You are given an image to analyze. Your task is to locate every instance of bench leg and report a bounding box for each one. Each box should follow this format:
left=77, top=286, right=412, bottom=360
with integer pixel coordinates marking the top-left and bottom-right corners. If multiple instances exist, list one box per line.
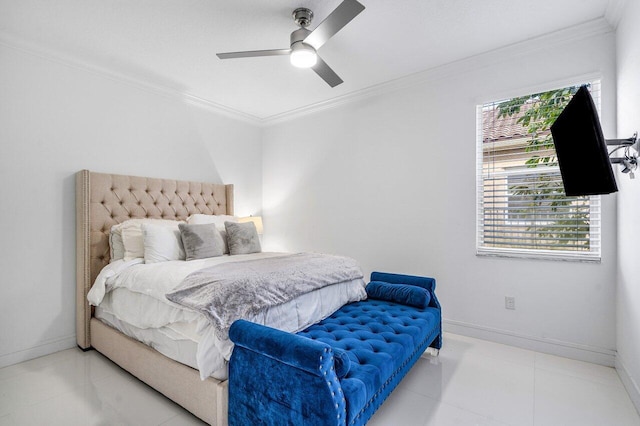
left=425, top=347, right=440, bottom=357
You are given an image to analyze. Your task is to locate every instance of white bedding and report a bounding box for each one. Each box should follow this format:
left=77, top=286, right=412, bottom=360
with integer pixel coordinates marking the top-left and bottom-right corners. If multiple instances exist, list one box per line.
left=88, top=252, right=367, bottom=379
left=94, top=307, right=221, bottom=375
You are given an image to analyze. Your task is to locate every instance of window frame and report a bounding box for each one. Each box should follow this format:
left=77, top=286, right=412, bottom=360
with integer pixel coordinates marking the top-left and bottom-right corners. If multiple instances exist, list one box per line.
left=475, top=81, right=603, bottom=263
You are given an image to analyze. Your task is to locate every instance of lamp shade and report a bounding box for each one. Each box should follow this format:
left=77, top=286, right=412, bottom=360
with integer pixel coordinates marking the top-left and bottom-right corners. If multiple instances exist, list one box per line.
left=239, top=216, right=263, bottom=235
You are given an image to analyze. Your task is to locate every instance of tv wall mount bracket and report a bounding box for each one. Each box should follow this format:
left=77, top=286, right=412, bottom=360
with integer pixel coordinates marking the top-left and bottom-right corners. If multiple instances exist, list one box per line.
left=607, top=132, right=639, bottom=178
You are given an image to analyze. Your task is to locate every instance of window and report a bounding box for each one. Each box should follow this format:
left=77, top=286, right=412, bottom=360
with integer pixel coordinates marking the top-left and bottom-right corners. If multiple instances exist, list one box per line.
left=505, top=170, right=567, bottom=223
left=476, top=82, right=601, bottom=261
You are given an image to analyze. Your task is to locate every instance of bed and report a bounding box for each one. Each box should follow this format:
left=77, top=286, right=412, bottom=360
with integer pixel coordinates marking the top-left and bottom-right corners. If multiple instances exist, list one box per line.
left=76, top=170, right=236, bottom=424
left=76, top=170, right=368, bottom=425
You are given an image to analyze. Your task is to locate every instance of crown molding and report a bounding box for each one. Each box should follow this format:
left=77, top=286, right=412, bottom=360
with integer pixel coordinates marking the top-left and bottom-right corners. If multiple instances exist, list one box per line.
left=604, top=0, right=629, bottom=29
left=0, top=32, right=262, bottom=126
left=0, top=17, right=615, bottom=128
left=261, top=18, right=614, bottom=125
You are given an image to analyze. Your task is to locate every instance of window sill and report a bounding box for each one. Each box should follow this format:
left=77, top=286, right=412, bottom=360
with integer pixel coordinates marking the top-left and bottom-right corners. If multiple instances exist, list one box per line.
left=476, top=247, right=601, bottom=263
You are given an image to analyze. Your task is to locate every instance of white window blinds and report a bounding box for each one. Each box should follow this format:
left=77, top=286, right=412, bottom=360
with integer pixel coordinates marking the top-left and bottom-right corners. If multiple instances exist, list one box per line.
left=476, top=81, right=602, bottom=261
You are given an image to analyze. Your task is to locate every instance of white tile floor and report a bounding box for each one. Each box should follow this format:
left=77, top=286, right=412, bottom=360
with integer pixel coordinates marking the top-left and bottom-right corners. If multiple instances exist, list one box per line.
left=1, top=333, right=638, bottom=426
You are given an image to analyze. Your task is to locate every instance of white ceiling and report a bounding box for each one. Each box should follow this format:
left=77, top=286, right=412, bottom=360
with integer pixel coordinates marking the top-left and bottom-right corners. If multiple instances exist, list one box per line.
left=0, top=0, right=617, bottom=120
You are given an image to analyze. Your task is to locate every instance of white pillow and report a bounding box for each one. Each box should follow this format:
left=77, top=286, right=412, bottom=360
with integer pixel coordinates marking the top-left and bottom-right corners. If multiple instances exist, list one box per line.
left=109, top=228, right=125, bottom=262
left=187, top=214, right=238, bottom=226
left=187, top=214, right=238, bottom=254
left=115, top=219, right=184, bottom=261
left=142, top=223, right=185, bottom=263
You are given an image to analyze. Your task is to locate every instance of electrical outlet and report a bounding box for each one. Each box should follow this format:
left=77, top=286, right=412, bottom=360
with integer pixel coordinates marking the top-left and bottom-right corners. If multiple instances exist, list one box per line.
left=505, top=296, right=515, bottom=310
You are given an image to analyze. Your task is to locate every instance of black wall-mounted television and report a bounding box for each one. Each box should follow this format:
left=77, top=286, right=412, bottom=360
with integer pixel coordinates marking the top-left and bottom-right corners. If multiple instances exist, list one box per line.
left=550, top=85, right=618, bottom=196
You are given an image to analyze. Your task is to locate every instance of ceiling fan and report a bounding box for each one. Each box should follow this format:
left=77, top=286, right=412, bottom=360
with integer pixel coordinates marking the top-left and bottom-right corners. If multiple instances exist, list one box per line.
left=216, top=0, right=365, bottom=88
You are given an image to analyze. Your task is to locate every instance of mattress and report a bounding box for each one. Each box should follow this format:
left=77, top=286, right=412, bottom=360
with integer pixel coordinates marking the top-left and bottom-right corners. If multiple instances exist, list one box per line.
left=88, top=252, right=367, bottom=379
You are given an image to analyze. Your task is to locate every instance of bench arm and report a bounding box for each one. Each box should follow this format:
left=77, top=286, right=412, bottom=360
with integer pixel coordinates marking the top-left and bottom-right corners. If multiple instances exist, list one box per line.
left=229, top=320, right=348, bottom=426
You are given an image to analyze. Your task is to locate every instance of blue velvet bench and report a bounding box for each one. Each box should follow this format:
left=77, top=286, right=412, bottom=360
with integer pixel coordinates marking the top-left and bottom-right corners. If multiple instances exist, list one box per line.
left=228, top=272, right=442, bottom=426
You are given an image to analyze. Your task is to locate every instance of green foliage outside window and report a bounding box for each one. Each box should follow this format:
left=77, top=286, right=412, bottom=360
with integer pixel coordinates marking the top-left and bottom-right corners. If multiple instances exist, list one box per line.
left=496, top=85, right=590, bottom=250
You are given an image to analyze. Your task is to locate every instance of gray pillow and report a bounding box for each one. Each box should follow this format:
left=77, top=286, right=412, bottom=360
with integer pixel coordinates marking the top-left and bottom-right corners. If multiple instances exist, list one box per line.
left=179, top=223, right=224, bottom=260
left=225, top=221, right=261, bottom=255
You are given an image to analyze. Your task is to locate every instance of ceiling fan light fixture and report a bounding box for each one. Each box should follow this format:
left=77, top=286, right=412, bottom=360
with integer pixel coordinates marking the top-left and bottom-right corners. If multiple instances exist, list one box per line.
left=215, top=0, right=365, bottom=86
left=290, top=42, right=317, bottom=68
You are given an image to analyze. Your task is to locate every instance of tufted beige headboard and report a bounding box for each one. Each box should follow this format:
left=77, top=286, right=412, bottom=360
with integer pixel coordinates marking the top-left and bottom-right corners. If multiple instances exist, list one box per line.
left=76, top=170, right=234, bottom=349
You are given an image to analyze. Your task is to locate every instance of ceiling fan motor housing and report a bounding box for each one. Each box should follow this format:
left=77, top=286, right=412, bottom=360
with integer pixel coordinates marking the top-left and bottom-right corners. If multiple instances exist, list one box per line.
left=290, top=27, right=312, bottom=46
left=290, top=27, right=316, bottom=68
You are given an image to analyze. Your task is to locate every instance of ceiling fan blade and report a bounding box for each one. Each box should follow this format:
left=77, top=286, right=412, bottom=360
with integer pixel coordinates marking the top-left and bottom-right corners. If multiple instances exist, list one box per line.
left=312, top=57, right=343, bottom=88
left=216, top=48, right=291, bottom=59
left=303, top=0, right=365, bottom=50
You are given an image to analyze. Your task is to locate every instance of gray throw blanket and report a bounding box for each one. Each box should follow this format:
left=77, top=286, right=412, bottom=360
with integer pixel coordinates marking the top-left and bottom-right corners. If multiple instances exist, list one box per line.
left=165, top=253, right=364, bottom=340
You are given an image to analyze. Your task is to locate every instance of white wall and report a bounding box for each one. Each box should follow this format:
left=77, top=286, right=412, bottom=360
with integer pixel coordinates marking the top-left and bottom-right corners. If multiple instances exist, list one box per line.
left=263, top=24, right=618, bottom=364
left=0, top=43, right=262, bottom=367
left=615, top=0, right=640, bottom=410
left=0, top=15, right=627, bottom=374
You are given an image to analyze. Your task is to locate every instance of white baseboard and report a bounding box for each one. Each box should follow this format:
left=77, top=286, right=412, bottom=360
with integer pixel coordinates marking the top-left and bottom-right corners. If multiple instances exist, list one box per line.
left=443, top=319, right=616, bottom=367
left=0, top=334, right=77, bottom=369
left=616, top=354, right=640, bottom=416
